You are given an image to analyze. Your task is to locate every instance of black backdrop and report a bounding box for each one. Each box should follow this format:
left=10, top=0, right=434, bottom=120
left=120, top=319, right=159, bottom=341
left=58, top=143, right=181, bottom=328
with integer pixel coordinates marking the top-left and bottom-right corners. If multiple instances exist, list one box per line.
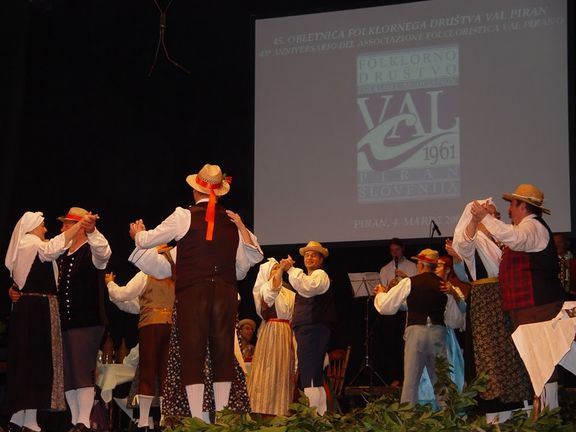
left=0, top=0, right=574, bottom=390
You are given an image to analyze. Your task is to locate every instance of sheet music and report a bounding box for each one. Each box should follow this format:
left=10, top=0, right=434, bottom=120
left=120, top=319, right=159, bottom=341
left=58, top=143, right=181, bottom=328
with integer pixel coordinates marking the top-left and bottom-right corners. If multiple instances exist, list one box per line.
left=348, top=272, right=381, bottom=297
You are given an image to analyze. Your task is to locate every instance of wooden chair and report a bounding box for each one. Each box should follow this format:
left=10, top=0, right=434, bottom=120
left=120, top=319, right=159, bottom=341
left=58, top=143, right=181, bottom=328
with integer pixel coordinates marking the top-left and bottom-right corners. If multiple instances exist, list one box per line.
left=324, top=346, right=351, bottom=412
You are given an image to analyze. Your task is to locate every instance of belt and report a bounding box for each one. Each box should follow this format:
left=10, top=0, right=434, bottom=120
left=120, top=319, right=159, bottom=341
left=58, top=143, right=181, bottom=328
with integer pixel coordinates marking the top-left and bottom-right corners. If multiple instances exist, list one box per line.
left=267, top=318, right=290, bottom=324
left=148, top=307, right=172, bottom=313
left=472, top=276, right=499, bottom=286
left=21, top=292, right=56, bottom=298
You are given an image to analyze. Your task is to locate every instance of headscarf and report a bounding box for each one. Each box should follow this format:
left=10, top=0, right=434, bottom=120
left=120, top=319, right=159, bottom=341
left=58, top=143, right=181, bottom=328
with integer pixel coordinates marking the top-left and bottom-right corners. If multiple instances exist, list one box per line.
left=5, top=211, right=45, bottom=288
left=452, top=198, right=501, bottom=281
left=252, top=258, right=279, bottom=316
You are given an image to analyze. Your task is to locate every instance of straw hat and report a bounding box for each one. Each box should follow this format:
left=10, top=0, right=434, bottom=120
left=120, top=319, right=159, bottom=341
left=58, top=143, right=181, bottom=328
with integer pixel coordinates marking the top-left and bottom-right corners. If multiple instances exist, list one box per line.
left=57, top=207, right=88, bottom=222
left=186, top=164, right=230, bottom=196
left=238, top=318, right=256, bottom=332
left=299, top=240, right=329, bottom=258
left=502, top=183, right=550, bottom=214
left=411, top=248, right=439, bottom=264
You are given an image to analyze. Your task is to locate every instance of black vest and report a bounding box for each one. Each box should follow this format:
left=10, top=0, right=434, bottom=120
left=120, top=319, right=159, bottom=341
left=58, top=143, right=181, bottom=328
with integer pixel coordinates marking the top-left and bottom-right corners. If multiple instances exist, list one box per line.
left=292, top=273, right=336, bottom=327
left=24, top=256, right=57, bottom=295
left=406, top=272, right=447, bottom=327
left=526, top=217, right=566, bottom=306
left=175, top=204, right=239, bottom=291
left=57, top=243, right=107, bottom=330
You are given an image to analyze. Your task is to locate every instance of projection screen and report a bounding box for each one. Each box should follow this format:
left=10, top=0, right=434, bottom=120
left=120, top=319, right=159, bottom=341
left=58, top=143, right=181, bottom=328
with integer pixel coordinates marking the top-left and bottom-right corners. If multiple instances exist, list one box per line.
left=254, top=0, right=570, bottom=245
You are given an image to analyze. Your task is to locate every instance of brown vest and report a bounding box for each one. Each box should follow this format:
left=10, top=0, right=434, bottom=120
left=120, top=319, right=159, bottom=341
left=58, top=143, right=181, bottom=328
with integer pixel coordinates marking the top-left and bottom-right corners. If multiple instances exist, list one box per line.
left=138, top=275, right=175, bottom=328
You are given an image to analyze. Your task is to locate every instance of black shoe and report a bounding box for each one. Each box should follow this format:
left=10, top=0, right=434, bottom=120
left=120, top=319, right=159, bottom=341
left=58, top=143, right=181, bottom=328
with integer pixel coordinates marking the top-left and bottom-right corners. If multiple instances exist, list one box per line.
left=21, top=428, right=41, bottom=432
left=7, top=425, right=22, bottom=432
left=70, top=423, right=90, bottom=432
left=135, top=427, right=149, bottom=432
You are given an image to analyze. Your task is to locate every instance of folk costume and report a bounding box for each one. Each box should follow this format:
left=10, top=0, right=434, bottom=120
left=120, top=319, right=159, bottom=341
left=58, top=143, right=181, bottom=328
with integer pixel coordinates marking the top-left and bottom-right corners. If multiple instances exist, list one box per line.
left=4, top=212, right=68, bottom=431
left=107, top=246, right=175, bottom=429
left=248, top=259, right=296, bottom=416
left=56, top=207, right=111, bottom=431
left=288, top=241, right=335, bottom=415
left=131, top=164, right=263, bottom=420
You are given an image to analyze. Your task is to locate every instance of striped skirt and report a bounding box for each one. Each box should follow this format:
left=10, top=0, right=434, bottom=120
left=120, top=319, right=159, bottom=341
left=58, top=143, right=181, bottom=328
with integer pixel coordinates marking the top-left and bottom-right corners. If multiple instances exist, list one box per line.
left=247, top=319, right=296, bottom=416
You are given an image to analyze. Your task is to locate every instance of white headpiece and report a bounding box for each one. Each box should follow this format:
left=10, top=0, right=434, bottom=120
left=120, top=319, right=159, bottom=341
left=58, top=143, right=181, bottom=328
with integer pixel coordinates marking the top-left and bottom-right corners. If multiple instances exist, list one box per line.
left=452, top=198, right=500, bottom=281
left=252, top=258, right=279, bottom=316
left=5, top=211, right=44, bottom=288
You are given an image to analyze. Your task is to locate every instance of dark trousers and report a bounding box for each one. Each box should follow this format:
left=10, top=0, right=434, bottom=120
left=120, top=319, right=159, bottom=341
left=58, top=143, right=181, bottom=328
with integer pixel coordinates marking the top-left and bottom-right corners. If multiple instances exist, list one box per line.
left=138, top=323, right=171, bottom=395
left=294, top=323, right=331, bottom=388
left=176, top=277, right=237, bottom=385
left=62, top=325, right=105, bottom=391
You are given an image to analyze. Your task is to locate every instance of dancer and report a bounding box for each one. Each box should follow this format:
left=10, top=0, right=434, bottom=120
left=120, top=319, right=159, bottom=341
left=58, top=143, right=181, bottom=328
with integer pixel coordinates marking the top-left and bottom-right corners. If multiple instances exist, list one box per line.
left=248, top=258, right=296, bottom=416
left=281, top=241, right=335, bottom=415
left=129, top=163, right=263, bottom=420
left=4, top=210, right=93, bottom=432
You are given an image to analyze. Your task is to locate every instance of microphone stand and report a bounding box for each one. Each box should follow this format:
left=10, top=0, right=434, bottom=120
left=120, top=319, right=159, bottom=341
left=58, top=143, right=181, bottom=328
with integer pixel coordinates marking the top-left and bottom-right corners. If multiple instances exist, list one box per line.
left=349, top=276, right=387, bottom=390
left=429, top=220, right=439, bottom=247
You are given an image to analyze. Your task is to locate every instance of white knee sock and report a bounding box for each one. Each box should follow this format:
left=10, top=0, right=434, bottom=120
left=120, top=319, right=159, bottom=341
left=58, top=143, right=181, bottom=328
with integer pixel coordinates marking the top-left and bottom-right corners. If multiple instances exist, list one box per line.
left=65, top=389, right=79, bottom=425
left=185, top=384, right=205, bottom=420
left=316, top=386, right=327, bottom=415
left=10, top=410, right=25, bottom=427
left=542, top=382, right=559, bottom=409
left=486, top=410, right=512, bottom=424
left=213, top=381, right=231, bottom=411
left=304, top=387, right=319, bottom=413
left=137, top=395, right=154, bottom=428
left=23, top=409, right=40, bottom=432
left=304, top=386, right=327, bottom=415
left=76, top=386, right=95, bottom=427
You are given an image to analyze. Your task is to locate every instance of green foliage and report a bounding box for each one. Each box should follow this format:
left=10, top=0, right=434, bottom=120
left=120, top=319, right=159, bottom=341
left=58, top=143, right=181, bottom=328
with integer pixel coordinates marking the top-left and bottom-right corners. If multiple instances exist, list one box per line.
left=165, top=362, right=575, bottom=432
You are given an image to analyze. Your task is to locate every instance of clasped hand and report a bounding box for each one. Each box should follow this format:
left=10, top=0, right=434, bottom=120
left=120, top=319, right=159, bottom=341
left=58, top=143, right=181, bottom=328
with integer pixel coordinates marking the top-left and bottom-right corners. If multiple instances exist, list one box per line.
left=129, top=219, right=146, bottom=240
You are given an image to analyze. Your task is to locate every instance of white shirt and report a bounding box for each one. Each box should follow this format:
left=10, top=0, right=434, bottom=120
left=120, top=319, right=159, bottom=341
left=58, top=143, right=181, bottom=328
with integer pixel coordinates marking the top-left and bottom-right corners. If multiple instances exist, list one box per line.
left=131, top=206, right=263, bottom=280
left=379, top=257, right=417, bottom=287
left=287, top=267, right=330, bottom=299
left=453, top=199, right=501, bottom=280
left=255, top=279, right=295, bottom=320
left=373, top=275, right=465, bottom=329
left=482, top=213, right=549, bottom=253
left=65, top=228, right=111, bottom=270
left=107, top=272, right=147, bottom=314
left=11, top=232, right=68, bottom=288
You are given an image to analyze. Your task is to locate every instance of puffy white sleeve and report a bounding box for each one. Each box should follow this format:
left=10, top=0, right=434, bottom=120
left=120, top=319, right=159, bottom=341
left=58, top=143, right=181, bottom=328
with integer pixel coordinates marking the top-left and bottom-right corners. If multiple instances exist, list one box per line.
left=373, top=277, right=411, bottom=315
left=235, top=230, right=264, bottom=280
left=287, top=268, right=330, bottom=298
left=129, top=247, right=175, bottom=279
left=107, top=271, right=148, bottom=302
left=86, top=228, right=112, bottom=270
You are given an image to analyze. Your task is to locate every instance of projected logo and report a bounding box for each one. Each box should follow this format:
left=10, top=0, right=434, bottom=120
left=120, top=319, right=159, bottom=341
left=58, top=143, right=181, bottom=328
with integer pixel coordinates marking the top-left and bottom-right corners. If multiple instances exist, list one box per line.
left=356, top=45, right=460, bottom=203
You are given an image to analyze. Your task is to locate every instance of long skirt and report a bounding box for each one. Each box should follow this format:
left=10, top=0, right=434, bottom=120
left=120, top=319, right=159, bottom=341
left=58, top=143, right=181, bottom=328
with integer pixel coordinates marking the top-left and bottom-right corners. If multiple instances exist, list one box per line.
left=4, top=294, right=65, bottom=414
left=469, top=280, right=531, bottom=403
left=247, top=320, right=295, bottom=416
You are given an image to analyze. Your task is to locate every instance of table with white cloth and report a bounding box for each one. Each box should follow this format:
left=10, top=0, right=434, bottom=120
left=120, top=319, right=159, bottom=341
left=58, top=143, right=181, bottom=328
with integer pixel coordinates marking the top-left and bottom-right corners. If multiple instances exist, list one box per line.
left=511, top=301, right=576, bottom=397
left=96, top=363, right=136, bottom=403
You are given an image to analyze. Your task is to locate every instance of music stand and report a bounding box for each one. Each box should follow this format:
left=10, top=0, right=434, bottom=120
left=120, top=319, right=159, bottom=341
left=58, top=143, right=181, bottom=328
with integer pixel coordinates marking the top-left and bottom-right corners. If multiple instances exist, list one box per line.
left=347, top=272, right=387, bottom=388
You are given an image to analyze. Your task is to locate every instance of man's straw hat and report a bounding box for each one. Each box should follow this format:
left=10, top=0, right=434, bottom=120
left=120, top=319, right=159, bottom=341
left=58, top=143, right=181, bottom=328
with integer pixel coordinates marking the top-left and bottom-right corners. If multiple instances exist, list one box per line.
left=502, top=183, right=550, bottom=214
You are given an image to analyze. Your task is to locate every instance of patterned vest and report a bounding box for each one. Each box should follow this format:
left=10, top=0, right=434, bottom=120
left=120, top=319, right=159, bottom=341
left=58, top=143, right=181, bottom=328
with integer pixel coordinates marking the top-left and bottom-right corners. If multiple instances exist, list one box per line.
left=406, top=272, right=447, bottom=327
left=175, top=203, right=239, bottom=292
left=499, top=216, right=565, bottom=311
